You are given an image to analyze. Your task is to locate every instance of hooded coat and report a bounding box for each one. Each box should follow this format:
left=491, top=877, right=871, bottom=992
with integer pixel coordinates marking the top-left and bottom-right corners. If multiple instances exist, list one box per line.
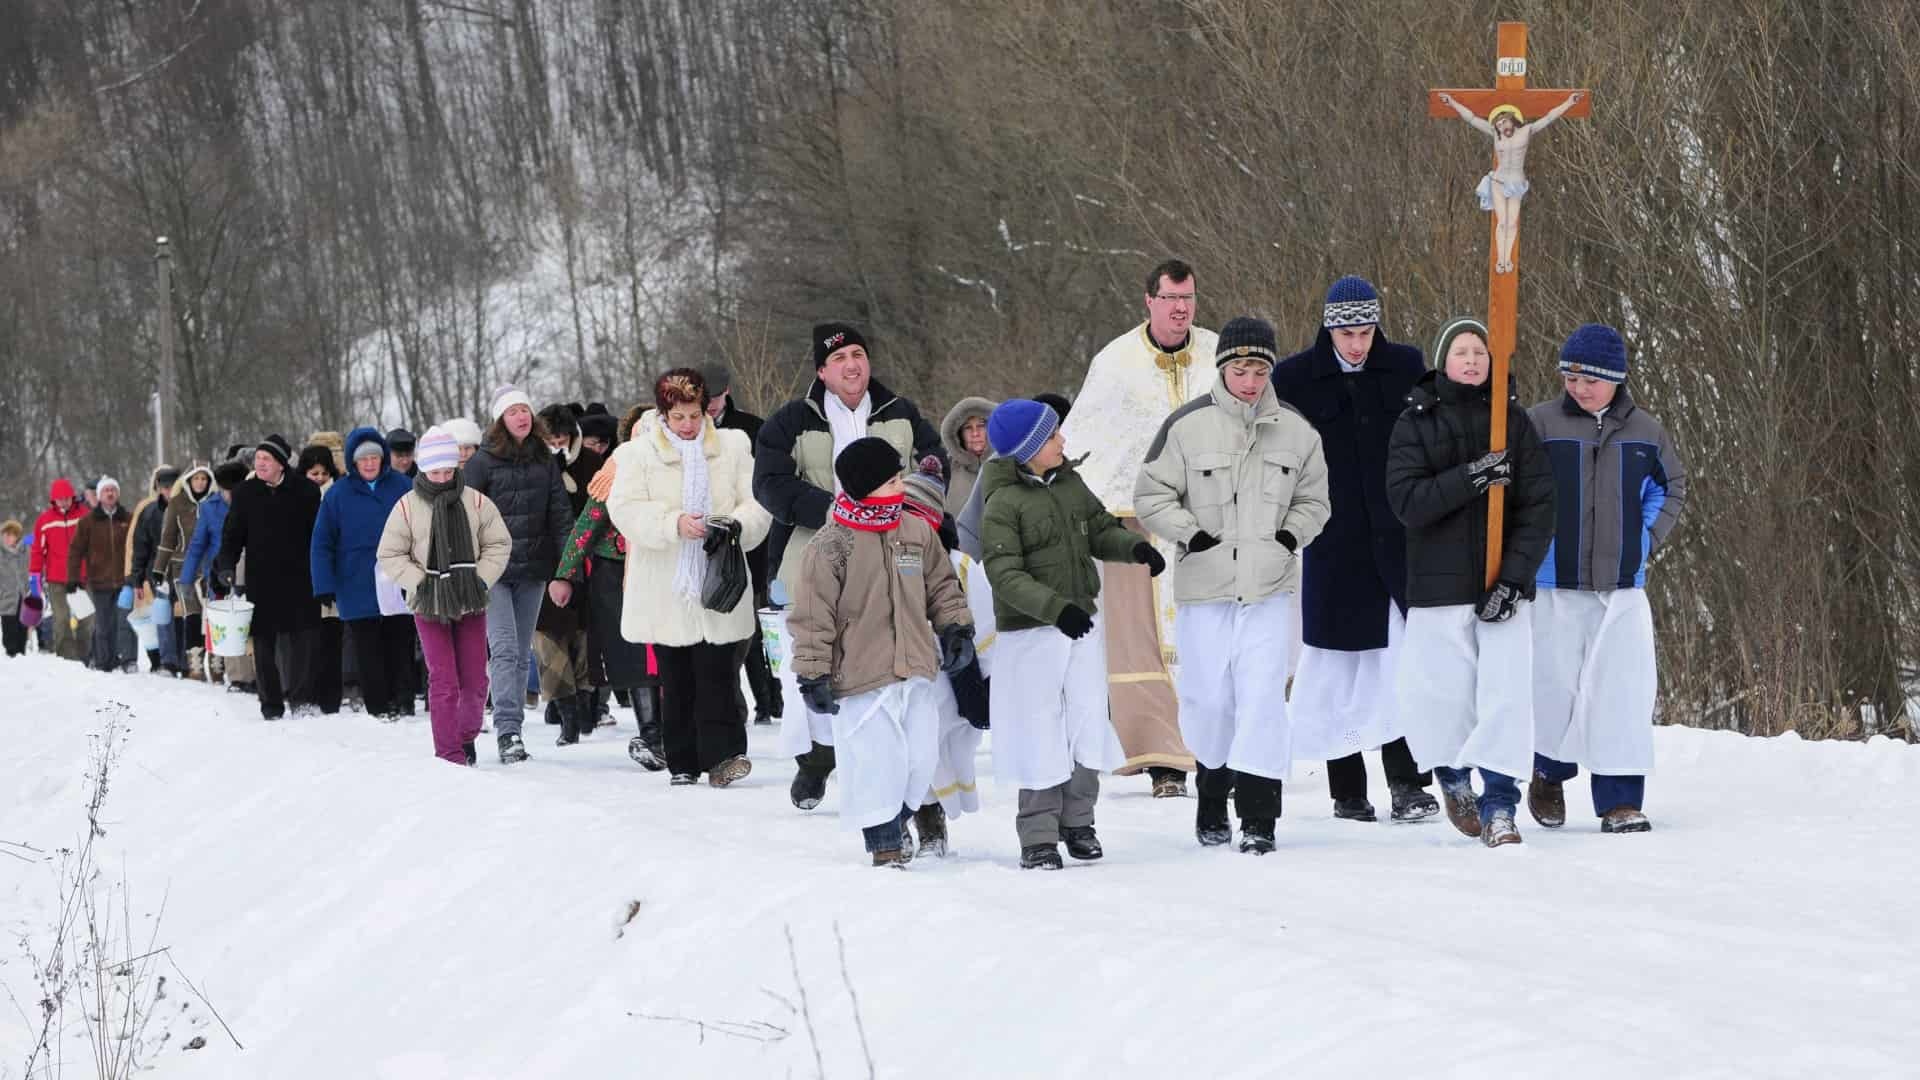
left=311, top=427, right=414, bottom=621
left=1270, top=327, right=1426, bottom=650
left=30, top=480, right=88, bottom=587
left=155, top=466, right=215, bottom=614
left=1384, top=371, right=1556, bottom=608
left=975, top=454, right=1144, bottom=632
left=940, top=396, right=997, bottom=516
left=123, top=466, right=176, bottom=589
left=220, top=468, right=324, bottom=635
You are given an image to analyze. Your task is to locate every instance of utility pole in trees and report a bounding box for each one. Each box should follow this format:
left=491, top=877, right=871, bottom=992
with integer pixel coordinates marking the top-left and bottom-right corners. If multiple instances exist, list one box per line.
left=155, top=235, right=177, bottom=464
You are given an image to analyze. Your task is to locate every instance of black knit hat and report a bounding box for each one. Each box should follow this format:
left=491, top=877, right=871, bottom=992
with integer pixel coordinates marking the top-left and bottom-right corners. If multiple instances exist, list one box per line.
left=813, top=322, right=868, bottom=369
left=256, top=434, right=294, bottom=469
left=385, top=427, right=417, bottom=452
left=1214, top=316, right=1278, bottom=369
left=834, top=437, right=903, bottom=500
left=578, top=403, right=617, bottom=442
left=154, top=465, right=182, bottom=490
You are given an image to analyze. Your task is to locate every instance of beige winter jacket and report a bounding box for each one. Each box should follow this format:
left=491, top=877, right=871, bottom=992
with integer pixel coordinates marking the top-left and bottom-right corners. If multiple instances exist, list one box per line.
left=375, top=487, right=514, bottom=606
left=604, top=412, right=772, bottom=648
left=1134, top=379, right=1332, bottom=605
left=789, top=514, right=972, bottom=698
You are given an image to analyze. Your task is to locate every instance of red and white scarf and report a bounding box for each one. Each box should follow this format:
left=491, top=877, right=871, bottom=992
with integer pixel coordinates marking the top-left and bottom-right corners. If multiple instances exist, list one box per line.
left=831, top=491, right=903, bottom=532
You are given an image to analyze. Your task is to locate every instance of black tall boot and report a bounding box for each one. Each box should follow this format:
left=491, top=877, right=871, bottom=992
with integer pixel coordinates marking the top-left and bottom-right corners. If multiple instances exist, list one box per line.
left=627, top=685, right=666, bottom=770
left=574, top=689, right=598, bottom=739
left=554, top=694, right=580, bottom=746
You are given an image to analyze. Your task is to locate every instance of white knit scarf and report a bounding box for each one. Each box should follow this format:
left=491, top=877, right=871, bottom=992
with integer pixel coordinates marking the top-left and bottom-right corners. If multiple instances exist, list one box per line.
left=669, top=425, right=711, bottom=604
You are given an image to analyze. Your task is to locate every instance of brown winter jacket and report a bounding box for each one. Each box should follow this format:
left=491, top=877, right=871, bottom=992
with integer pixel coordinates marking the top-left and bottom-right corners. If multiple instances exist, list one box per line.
left=68, top=504, right=134, bottom=591
left=789, top=514, right=972, bottom=699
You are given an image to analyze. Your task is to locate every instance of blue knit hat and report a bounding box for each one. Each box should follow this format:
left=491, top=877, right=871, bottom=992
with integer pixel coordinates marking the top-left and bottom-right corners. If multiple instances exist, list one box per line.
left=1559, top=323, right=1629, bottom=384
left=1323, top=276, right=1381, bottom=328
left=987, top=399, right=1059, bottom=464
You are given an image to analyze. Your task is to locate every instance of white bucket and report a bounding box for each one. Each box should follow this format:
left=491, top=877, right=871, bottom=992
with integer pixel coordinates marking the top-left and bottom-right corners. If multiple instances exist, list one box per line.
left=204, top=598, right=255, bottom=657
left=757, top=608, right=786, bottom=677
left=130, top=609, right=159, bottom=651
left=67, top=588, right=95, bottom=622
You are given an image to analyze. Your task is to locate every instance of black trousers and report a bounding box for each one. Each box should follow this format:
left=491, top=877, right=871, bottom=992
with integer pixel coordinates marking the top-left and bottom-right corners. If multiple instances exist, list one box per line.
left=655, top=640, right=749, bottom=776
left=2, top=614, right=25, bottom=656
left=1196, top=763, right=1282, bottom=823
left=1326, top=737, right=1430, bottom=802
left=307, top=620, right=344, bottom=713
left=254, top=627, right=288, bottom=718
left=349, top=615, right=417, bottom=716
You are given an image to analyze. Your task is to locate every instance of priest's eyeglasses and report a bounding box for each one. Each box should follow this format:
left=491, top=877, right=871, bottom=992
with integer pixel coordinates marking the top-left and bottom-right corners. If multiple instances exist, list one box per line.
left=1152, top=292, right=1196, bottom=304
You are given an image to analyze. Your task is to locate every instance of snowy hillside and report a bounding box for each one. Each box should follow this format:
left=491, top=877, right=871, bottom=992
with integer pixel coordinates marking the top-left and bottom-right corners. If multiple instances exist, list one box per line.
left=5, top=654, right=1917, bottom=1078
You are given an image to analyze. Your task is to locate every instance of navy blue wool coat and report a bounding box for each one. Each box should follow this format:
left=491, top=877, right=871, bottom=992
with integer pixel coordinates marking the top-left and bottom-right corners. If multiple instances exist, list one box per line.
left=1270, top=328, right=1425, bottom=651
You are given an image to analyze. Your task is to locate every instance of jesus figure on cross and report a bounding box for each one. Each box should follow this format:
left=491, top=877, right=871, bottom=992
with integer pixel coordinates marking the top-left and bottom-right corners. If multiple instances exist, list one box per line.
left=1438, top=89, right=1582, bottom=274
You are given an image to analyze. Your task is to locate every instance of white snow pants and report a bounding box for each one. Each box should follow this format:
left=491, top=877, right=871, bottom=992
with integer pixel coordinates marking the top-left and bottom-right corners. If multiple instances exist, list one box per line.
left=928, top=672, right=984, bottom=816
left=989, top=616, right=1125, bottom=791
left=1174, top=593, right=1297, bottom=781
left=1532, top=588, right=1658, bottom=775
left=1397, top=603, right=1535, bottom=781
left=1287, top=603, right=1406, bottom=761
left=829, top=677, right=940, bottom=831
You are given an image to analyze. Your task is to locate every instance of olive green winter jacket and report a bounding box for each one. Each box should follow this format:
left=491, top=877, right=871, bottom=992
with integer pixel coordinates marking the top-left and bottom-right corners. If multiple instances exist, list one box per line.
left=977, top=455, right=1144, bottom=632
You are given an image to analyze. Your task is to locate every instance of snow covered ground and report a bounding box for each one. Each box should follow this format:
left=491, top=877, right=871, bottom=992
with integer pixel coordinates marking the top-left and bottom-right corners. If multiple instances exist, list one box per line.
left=5, top=652, right=1917, bottom=1079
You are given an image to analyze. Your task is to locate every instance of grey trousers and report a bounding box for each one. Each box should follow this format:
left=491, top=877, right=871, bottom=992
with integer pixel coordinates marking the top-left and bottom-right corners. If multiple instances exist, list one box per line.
left=1016, top=765, right=1101, bottom=847
left=486, top=579, right=546, bottom=737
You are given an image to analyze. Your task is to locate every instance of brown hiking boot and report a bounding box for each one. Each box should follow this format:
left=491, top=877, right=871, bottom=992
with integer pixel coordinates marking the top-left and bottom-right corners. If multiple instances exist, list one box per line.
left=912, top=803, right=949, bottom=858
left=1482, top=809, right=1523, bottom=848
left=1601, top=806, right=1651, bottom=833
left=1152, top=775, right=1187, bottom=799
left=1528, top=775, right=1567, bottom=829
left=708, top=755, right=753, bottom=788
left=871, top=848, right=909, bottom=868
left=1441, top=783, right=1482, bottom=838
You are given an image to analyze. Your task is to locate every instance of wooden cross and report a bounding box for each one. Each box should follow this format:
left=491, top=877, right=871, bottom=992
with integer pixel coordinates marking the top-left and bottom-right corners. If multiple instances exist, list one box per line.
left=1428, top=21, right=1590, bottom=588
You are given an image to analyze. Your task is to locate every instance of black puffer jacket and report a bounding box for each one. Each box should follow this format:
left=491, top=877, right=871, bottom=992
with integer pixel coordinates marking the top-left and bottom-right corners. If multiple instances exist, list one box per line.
left=1384, top=371, right=1556, bottom=608
left=464, top=432, right=573, bottom=583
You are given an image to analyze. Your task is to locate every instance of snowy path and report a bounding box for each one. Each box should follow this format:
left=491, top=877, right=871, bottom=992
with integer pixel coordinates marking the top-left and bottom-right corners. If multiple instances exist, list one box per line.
left=4, top=653, right=1917, bottom=1079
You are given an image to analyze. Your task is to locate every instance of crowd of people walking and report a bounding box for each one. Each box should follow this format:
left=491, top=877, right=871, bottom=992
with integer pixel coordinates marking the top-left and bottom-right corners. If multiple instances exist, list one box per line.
left=7, top=258, right=1685, bottom=868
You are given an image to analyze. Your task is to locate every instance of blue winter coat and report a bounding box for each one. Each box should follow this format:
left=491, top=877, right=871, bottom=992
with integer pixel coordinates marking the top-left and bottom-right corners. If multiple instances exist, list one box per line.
left=1270, top=328, right=1426, bottom=651
left=310, top=427, right=413, bottom=620
left=180, top=493, right=228, bottom=589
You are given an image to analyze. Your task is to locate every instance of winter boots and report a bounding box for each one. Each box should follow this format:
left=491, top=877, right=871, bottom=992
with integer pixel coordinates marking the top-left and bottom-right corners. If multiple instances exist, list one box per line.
left=1439, top=780, right=1481, bottom=838
left=709, top=755, right=752, bottom=788
left=1482, top=808, right=1522, bottom=847
left=1149, top=769, right=1188, bottom=799
left=1062, top=825, right=1103, bottom=861
left=1332, top=797, right=1378, bottom=822
left=498, top=732, right=529, bottom=764
left=626, top=686, right=667, bottom=770
left=1389, top=783, right=1440, bottom=823
left=1238, top=819, right=1276, bottom=855
left=912, top=803, right=949, bottom=858
left=1601, top=806, right=1651, bottom=833
left=1528, top=774, right=1567, bottom=829
left=669, top=773, right=699, bottom=786
left=575, top=690, right=597, bottom=738
left=1196, top=797, right=1233, bottom=847
left=872, top=848, right=910, bottom=869
left=790, top=768, right=828, bottom=811
left=462, top=740, right=477, bottom=767
left=553, top=695, right=581, bottom=746
left=1020, top=843, right=1064, bottom=871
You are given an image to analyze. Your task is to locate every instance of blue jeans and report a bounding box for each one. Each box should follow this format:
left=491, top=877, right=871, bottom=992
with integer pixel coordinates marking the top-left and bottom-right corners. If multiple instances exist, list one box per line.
left=1435, top=765, right=1520, bottom=823
left=861, top=806, right=912, bottom=854
left=486, top=579, right=546, bottom=737
left=1533, top=754, right=1645, bottom=816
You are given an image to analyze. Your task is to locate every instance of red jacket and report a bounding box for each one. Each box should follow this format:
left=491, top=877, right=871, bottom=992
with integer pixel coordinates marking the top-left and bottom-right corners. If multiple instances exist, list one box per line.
left=30, top=480, right=87, bottom=586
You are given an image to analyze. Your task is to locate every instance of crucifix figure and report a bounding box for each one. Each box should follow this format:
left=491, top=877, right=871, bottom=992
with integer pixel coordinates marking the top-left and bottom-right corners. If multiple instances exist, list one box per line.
left=1428, top=21, right=1591, bottom=587
left=1438, top=89, right=1581, bottom=274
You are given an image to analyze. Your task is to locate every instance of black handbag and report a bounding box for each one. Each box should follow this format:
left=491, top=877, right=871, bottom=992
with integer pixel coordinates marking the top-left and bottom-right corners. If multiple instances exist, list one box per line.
left=700, top=516, right=749, bottom=613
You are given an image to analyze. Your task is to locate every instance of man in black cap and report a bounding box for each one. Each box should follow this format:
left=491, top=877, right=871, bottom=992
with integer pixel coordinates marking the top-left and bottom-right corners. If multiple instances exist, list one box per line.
left=217, top=434, right=327, bottom=720
left=386, top=429, right=418, bottom=477
left=754, top=325, right=945, bottom=809
left=702, top=365, right=782, bottom=725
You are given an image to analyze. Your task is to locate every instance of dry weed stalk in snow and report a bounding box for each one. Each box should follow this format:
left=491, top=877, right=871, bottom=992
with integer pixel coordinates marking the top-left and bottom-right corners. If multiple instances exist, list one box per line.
left=9, top=704, right=238, bottom=1079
